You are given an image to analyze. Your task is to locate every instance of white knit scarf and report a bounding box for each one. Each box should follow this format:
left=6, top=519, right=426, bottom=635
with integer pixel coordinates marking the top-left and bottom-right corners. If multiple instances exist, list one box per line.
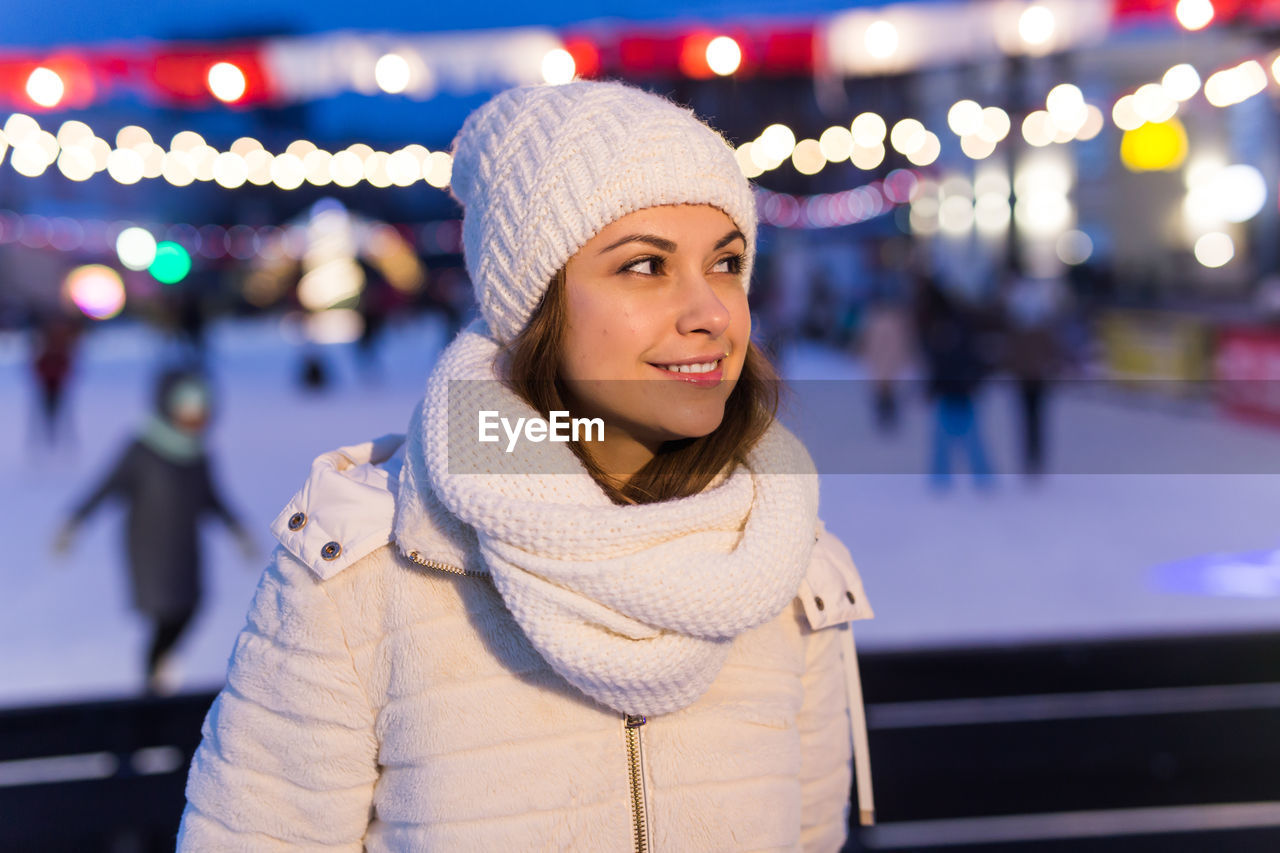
left=400, top=321, right=820, bottom=716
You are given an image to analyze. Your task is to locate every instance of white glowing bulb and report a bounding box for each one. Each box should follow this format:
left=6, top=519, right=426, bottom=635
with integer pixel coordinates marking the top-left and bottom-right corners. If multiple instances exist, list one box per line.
left=26, top=67, right=65, bottom=108
left=947, top=100, right=984, bottom=137
left=213, top=152, right=249, bottom=189
left=706, top=36, right=742, bottom=76
left=375, top=54, right=412, bottom=95
left=961, top=134, right=997, bottom=160
left=116, top=227, right=158, bottom=270
left=850, top=143, right=886, bottom=170
left=819, top=126, right=854, bottom=162
left=541, top=49, right=576, bottom=85
left=907, top=132, right=941, bottom=167
left=758, top=124, right=797, bottom=162
left=207, top=62, right=247, bottom=103
left=425, top=151, right=453, bottom=188
left=1111, top=95, right=1144, bottom=131
left=1019, top=5, right=1056, bottom=49
left=1175, top=0, right=1215, bottom=31
left=978, top=107, right=1011, bottom=143
left=1194, top=231, right=1233, bottom=268
left=851, top=112, right=887, bottom=147
left=889, top=118, right=926, bottom=156
left=865, top=20, right=899, bottom=60
left=1163, top=64, right=1202, bottom=101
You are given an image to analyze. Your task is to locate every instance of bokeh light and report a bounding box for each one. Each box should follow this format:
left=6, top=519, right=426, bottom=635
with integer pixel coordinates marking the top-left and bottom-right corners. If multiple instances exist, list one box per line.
left=116, top=226, right=158, bottom=270
left=65, top=265, right=125, bottom=320
left=1175, top=0, right=1215, bottom=31
left=149, top=241, right=192, bottom=284
left=1194, top=231, right=1233, bottom=268
left=541, top=49, right=575, bottom=85
left=1120, top=119, right=1188, bottom=172
left=705, top=36, right=742, bottom=76
left=207, top=62, right=247, bottom=103
left=864, top=20, right=899, bottom=60
left=26, top=67, right=65, bottom=108
left=375, top=54, right=411, bottom=94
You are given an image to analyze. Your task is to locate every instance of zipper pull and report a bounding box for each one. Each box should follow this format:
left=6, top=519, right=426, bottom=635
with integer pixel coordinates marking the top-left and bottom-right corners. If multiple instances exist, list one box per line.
left=624, top=714, right=647, bottom=729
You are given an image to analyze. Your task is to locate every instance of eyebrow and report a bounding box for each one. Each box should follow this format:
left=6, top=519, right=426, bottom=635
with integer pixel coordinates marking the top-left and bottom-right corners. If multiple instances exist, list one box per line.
left=597, top=229, right=746, bottom=255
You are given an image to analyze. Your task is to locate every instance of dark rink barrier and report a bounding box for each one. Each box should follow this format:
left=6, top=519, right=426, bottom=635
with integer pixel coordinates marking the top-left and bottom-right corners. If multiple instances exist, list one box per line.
left=2, top=632, right=1278, bottom=852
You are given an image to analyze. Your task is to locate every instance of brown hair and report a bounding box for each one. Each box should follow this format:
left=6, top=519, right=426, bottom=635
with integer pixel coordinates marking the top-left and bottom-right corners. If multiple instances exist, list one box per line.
left=500, top=268, right=782, bottom=505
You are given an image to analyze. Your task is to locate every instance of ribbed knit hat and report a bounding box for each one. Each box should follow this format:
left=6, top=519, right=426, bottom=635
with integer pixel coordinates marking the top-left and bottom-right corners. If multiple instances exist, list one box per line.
left=449, top=80, right=757, bottom=344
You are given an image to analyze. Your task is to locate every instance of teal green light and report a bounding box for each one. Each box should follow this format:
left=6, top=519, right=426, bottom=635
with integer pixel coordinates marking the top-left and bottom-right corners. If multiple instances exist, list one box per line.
left=148, top=241, right=192, bottom=284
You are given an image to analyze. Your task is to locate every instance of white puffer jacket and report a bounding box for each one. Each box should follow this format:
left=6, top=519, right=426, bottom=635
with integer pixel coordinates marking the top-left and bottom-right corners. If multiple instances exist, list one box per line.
left=178, top=436, right=874, bottom=852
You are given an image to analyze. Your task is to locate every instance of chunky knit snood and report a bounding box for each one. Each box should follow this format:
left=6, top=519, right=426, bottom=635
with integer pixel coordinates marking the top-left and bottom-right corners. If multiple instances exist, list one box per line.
left=398, top=321, right=821, bottom=716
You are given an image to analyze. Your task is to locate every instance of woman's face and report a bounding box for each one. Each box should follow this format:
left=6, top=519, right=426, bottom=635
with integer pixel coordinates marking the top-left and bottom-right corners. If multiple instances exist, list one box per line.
left=560, top=204, right=750, bottom=476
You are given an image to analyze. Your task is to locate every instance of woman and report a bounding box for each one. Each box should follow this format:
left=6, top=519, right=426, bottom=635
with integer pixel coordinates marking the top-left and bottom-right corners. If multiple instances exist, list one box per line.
left=54, top=368, right=252, bottom=694
left=178, top=80, right=874, bottom=851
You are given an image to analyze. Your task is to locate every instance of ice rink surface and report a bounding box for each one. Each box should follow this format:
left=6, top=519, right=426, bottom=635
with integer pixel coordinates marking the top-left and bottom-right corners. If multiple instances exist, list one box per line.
left=3, top=313, right=1278, bottom=707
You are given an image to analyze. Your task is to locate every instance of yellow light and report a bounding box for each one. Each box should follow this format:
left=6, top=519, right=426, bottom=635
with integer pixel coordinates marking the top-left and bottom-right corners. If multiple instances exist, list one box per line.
left=1119, top=118, right=1188, bottom=173
left=116, top=125, right=152, bottom=152
left=230, top=137, right=263, bottom=156
left=169, top=130, right=205, bottom=153
left=735, top=143, right=764, bottom=178
left=56, top=120, right=93, bottom=148
left=706, top=36, right=742, bottom=76
left=161, top=152, right=195, bottom=186
left=208, top=62, right=247, bottom=103
left=961, top=134, right=997, bottom=160
left=1175, top=0, right=1214, bottom=31
left=541, top=49, right=576, bottom=85
left=851, top=112, right=887, bottom=147
left=375, top=53, right=412, bottom=94
left=26, top=67, right=65, bottom=108
left=889, top=118, right=926, bottom=155
left=425, top=151, right=453, bottom=188
left=850, top=143, right=885, bottom=170
left=213, top=152, right=249, bottom=189
left=864, top=20, right=899, bottom=60
left=330, top=150, right=364, bottom=187
left=271, top=153, right=306, bottom=190
left=285, top=139, right=317, bottom=159
left=906, top=131, right=940, bottom=166
left=56, top=146, right=95, bottom=181
left=977, top=106, right=1011, bottom=143
left=363, top=151, right=393, bottom=188
left=1021, top=111, right=1055, bottom=147
left=245, top=149, right=274, bottom=186
left=106, top=148, right=144, bottom=184
left=3, top=114, right=39, bottom=144
left=947, top=100, right=984, bottom=137
left=758, top=124, right=797, bottom=162
left=791, top=139, right=826, bottom=175
left=387, top=149, right=421, bottom=186
left=304, top=150, right=333, bottom=186
left=190, top=145, right=217, bottom=182
left=140, top=143, right=165, bottom=179
left=819, top=126, right=854, bottom=162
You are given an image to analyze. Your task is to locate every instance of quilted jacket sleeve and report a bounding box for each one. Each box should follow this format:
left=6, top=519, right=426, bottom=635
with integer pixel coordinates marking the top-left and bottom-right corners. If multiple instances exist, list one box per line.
left=796, top=619, right=855, bottom=853
left=177, top=546, right=379, bottom=851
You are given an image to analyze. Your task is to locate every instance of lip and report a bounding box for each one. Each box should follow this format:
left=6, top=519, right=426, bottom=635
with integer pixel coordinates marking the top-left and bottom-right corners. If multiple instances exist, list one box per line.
left=648, top=357, right=725, bottom=387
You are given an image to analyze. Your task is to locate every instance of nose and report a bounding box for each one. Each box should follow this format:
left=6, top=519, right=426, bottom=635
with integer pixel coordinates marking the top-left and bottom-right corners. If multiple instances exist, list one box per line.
left=673, top=270, right=731, bottom=338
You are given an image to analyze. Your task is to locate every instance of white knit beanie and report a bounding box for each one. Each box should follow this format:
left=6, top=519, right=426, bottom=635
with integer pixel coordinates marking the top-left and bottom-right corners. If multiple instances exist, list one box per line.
left=449, top=80, right=758, bottom=345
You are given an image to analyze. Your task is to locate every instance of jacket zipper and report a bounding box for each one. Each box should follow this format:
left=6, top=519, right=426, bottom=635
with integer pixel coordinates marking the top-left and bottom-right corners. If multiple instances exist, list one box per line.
left=624, top=713, right=651, bottom=853
left=403, top=549, right=488, bottom=578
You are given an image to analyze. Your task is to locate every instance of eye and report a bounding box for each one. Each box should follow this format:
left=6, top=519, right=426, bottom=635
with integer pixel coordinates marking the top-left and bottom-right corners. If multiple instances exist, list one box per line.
left=711, top=253, right=745, bottom=275
left=621, top=256, right=663, bottom=276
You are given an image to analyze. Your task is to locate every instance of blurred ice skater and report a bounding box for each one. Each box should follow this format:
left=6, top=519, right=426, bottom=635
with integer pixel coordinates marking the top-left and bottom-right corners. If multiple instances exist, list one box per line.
left=29, top=315, right=81, bottom=448
left=52, top=368, right=255, bottom=695
left=1001, top=269, right=1070, bottom=479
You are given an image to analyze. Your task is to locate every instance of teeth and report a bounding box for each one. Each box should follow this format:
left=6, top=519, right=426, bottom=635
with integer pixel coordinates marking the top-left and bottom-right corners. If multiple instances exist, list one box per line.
left=659, top=360, right=718, bottom=374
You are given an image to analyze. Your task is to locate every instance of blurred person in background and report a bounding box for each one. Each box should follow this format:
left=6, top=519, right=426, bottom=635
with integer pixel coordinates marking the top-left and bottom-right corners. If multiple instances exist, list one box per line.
left=177, top=80, right=874, bottom=851
left=1001, top=266, right=1071, bottom=479
left=53, top=367, right=254, bottom=695
left=916, top=272, right=994, bottom=489
left=858, top=279, right=914, bottom=433
left=29, top=314, right=81, bottom=448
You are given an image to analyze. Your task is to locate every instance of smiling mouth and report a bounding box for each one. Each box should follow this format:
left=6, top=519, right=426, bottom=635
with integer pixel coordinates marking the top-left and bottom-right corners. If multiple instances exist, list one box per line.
left=650, top=357, right=724, bottom=375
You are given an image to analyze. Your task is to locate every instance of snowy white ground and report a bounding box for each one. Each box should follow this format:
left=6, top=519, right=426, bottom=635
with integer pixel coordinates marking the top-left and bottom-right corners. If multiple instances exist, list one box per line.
left=2, top=313, right=1279, bottom=708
